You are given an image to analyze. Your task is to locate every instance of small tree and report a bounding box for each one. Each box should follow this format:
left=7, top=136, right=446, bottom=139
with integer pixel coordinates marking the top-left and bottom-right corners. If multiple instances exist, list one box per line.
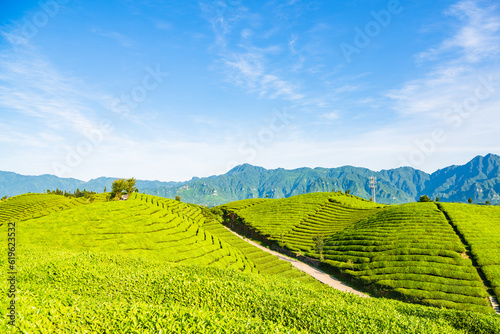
left=345, top=189, right=351, bottom=195
left=279, top=232, right=285, bottom=248
left=435, top=197, right=440, bottom=202
left=486, top=200, right=491, bottom=205
left=175, top=195, right=181, bottom=201
left=312, top=234, right=325, bottom=261
left=418, top=195, right=432, bottom=202
left=468, top=198, right=473, bottom=204
left=125, top=178, right=137, bottom=195
left=110, top=178, right=137, bottom=200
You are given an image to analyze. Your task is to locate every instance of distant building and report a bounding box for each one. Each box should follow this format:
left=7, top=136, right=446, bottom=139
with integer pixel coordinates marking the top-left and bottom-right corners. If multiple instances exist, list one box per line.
left=120, top=191, right=129, bottom=201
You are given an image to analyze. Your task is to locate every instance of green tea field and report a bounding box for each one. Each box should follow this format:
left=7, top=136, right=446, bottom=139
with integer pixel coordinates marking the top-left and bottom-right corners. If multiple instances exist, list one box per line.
left=1, top=192, right=500, bottom=333
left=221, top=192, right=500, bottom=315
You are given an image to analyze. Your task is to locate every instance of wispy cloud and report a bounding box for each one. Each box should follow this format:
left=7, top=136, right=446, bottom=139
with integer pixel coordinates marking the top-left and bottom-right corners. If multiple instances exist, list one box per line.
left=201, top=1, right=310, bottom=103
left=90, top=28, right=134, bottom=48
left=417, top=0, right=500, bottom=63
left=200, top=0, right=248, bottom=47
left=383, top=0, right=500, bottom=170
left=389, top=0, right=500, bottom=118
left=222, top=52, right=304, bottom=100
left=0, top=46, right=99, bottom=135
left=155, top=20, right=172, bottom=30
left=320, top=111, right=340, bottom=121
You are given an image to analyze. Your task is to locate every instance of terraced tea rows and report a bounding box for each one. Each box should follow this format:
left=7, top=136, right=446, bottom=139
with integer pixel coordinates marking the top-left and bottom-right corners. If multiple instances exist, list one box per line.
left=18, top=193, right=257, bottom=273
left=439, top=203, right=500, bottom=302
left=11, top=193, right=315, bottom=282
left=2, top=243, right=499, bottom=333
left=221, top=192, right=380, bottom=243
left=221, top=198, right=269, bottom=211
left=134, top=193, right=313, bottom=281
left=3, top=192, right=500, bottom=332
left=0, top=193, right=90, bottom=223
left=283, top=202, right=380, bottom=254
left=203, top=219, right=315, bottom=282
left=322, top=203, right=492, bottom=313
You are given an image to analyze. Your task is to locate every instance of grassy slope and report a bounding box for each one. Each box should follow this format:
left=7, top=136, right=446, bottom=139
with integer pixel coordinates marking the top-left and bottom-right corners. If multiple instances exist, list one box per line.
left=0, top=193, right=99, bottom=223
left=1, top=244, right=499, bottom=333
left=323, top=203, right=491, bottom=313
left=222, top=193, right=500, bottom=314
left=10, top=193, right=315, bottom=280
left=2, top=193, right=500, bottom=332
left=220, top=192, right=382, bottom=244
left=439, top=203, right=500, bottom=301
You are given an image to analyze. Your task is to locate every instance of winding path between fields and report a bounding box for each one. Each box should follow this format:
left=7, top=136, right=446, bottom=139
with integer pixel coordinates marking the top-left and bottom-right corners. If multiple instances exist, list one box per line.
left=224, top=226, right=369, bottom=298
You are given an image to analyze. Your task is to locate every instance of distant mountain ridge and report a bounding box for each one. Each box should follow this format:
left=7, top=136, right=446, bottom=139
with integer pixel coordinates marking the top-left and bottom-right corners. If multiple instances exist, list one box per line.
left=1, top=154, right=500, bottom=206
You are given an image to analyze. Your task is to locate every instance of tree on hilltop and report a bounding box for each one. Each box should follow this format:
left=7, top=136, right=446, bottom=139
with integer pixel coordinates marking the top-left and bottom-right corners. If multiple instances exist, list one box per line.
left=110, top=178, right=138, bottom=200
left=418, top=195, right=432, bottom=202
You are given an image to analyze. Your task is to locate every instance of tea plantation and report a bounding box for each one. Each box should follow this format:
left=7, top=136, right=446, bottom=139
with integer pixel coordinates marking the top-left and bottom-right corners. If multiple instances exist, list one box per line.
left=221, top=192, right=500, bottom=315
left=2, top=192, right=500, bottom=332
left=2, top=244, right=500, bottom=333
left=438, top=203, right=500, bottom=301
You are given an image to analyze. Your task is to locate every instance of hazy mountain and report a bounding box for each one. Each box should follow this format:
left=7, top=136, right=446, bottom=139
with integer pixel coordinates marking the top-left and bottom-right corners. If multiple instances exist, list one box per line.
left=1, top=154, right=499, bottom=206
left=0, top=172, right=181, bottom=197
left=144, top=154, right=500, bottom=206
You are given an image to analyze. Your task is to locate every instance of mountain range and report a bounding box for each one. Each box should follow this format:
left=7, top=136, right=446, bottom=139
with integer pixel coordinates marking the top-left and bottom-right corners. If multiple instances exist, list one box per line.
left=1, top=154, right=499, bottom=206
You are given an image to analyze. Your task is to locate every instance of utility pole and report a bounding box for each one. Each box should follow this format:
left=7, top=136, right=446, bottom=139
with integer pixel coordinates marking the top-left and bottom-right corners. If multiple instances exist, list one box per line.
left=369, top=176, right=377, bottom=203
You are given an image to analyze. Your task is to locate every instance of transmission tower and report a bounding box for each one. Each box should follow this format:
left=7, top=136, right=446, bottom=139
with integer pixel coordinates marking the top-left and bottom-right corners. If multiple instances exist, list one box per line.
left=369, top=176, right=377, bottom=203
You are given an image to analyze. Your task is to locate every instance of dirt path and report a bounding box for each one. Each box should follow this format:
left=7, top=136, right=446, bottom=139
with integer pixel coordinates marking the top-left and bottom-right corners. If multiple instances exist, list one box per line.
left=224, top=226, right=369, bottom=298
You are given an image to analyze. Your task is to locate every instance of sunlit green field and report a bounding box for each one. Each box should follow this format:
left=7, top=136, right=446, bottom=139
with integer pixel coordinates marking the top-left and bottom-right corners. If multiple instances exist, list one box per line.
left=439, top=203, right=500, bottom=301
left=1, top=193, right=500, bottom=332
left=221, top=192, right=500, bottom=314
left=2, top=244, right=500, bottom=333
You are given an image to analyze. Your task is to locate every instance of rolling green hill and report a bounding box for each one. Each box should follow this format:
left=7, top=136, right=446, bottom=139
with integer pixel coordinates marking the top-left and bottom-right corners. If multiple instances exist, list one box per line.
left=2, top=244, right=499, bottom=333
left=438, top=203, right=500, bottom=302
left=221, top=192, right=383, bottom=251
left=5, top=193, right=312, bottom=280
left=221, top=192, right=500, bottom=314
left=2, top=192, right=500, bottom=332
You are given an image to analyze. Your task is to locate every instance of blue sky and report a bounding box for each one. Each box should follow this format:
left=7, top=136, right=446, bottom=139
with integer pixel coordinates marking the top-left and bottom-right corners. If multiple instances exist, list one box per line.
left=0, top=0, right=499, bottom=181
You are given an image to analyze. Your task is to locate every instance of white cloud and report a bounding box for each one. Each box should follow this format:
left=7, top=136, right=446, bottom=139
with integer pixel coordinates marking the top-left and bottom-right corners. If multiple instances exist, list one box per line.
left=320, top=111, right=340, bottom=121
left=389, top=1, right=500, bottom=119
left=0, top=47, right=99, bottom=134
left=383, top=1, right=500, bottom=172
left=222, top=52, right=304, bottom=101
left=200, top=0, right=248, bottom=47
left=417, top=0, right=500, bottom=63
